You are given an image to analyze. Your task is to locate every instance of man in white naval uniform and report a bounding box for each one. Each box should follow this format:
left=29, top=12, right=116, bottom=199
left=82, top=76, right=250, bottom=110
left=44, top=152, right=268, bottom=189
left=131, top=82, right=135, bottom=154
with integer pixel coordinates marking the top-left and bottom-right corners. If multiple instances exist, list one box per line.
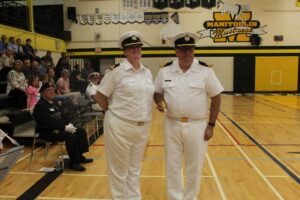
left=86, top=72, right=103, bottom=111
left=154, top=32, right=224, bottom=200
left=95, top=31, right=154, bottom=200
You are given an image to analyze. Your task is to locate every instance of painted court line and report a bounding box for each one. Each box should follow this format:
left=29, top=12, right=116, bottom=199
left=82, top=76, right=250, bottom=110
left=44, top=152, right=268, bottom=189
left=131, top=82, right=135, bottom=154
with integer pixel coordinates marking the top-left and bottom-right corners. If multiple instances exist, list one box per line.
left=62, top=173, right=213, bottom=178
left=217, top=120, right=284, bottom=200
left=206, top=153, right=227, bottom=200
left=37, top=198, right=111, bottom=200
left=265, top=176, right=290, bottom=178
left=0, top=196, right=16, bottom=199
left=16, top=147, right=42, bottom=163
left=220, top=111, right=300, bottom=185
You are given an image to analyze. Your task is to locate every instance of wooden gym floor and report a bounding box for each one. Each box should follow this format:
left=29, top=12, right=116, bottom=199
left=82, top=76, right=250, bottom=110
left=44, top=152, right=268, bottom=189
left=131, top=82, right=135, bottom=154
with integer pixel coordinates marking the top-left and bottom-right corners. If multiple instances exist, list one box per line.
left=0, top=94, right=300, bottom=200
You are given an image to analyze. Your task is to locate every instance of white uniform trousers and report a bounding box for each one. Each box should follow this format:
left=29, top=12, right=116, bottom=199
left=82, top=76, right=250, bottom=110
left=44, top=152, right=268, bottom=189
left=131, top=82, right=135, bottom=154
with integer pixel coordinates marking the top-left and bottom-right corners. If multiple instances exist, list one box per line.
left=164, top=117, right=208, bottom=200
left=104, top=110, right=150, bottom=200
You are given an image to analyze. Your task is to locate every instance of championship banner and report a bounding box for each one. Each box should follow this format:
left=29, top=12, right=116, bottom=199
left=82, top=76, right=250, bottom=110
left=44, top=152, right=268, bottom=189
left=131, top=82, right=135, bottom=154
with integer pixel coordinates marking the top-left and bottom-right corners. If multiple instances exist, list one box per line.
left=120, top=13, right=128, bottom=24
left=78, top=12, right=168, bottom=25
left=153, top=0, right=168, bottom=10
left=88, top=15, right=95, bottom=25
left=127, top=12, right=137, bottom=23
left=140, top=0, right=152, bottom=8
left=144, top=12, right=153, bottom=24
left=185, top=0, right=200, bottom=9
left=103, top=14, right=112, bottom=24
left=79, top=14, right=88, bottom=25
left=95, top=14, right=103, bottom=25
left=160, top=12, right=169, bottom=24
left=136, top=13, right=144, bottom=23
left=153, top=12, right=161, bottom=24
left=170, top=12, right=179, bottom=24
left=112, top=13, right=120, bottom=24
left=201, top=0, right=216, bottom=9
left=170, top=0, right=184, bottom=9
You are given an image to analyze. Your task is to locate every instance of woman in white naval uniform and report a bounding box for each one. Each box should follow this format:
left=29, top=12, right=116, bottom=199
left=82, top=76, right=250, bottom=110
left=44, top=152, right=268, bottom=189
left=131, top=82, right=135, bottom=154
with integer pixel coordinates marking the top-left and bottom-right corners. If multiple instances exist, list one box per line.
left=95, top=31, right=154, bottom=200
left=154, top=32, right=224, bottom=200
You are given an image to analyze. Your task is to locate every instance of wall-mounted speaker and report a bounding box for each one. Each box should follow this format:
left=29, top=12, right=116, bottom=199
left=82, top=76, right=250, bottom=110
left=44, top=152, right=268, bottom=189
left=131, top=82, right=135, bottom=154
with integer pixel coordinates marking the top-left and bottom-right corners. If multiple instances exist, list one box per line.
left=67, top=7, right=76, bottom=20
left=250, top=34, right=261, bottom=46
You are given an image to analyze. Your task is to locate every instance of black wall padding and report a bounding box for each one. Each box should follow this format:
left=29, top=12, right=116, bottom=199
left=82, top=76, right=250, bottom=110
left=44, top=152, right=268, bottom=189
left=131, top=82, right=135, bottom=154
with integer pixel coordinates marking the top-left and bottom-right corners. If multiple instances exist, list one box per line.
left=234, top=56, right=255, bottom=92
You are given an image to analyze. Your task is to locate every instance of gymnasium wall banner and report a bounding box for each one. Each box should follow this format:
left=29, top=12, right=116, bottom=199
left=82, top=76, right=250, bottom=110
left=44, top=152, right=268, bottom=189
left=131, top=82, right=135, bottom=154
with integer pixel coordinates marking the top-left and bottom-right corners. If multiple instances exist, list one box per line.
left=79, top=12, right=168, bottom=25
left=197, top=0, right=267, bottom=43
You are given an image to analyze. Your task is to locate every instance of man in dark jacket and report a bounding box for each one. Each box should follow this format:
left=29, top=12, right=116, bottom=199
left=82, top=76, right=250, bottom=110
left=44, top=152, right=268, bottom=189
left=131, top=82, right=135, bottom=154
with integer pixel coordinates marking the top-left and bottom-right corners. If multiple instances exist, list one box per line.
left=33, top=82, right=93, bottom=171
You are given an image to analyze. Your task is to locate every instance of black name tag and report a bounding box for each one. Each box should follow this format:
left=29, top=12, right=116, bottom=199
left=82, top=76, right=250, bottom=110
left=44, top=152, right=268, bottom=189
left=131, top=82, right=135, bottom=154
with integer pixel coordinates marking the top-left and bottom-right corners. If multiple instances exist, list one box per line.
left=165, top=80, right=172, bottom=82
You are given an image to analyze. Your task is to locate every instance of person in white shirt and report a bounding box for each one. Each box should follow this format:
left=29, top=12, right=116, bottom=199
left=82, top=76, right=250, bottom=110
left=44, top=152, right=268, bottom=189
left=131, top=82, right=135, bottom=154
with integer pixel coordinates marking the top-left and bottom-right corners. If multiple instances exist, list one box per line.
left=95, top=31, right=154, bottom=200
left=86, top=72, right=103, bottom=111
left=154, top=32, right=224, bottom=200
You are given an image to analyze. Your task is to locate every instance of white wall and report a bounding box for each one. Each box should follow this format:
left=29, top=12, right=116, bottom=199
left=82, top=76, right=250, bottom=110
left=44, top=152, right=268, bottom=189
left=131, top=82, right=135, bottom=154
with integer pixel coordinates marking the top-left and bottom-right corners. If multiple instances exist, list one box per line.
left=65, top=0, right=300, bottom=48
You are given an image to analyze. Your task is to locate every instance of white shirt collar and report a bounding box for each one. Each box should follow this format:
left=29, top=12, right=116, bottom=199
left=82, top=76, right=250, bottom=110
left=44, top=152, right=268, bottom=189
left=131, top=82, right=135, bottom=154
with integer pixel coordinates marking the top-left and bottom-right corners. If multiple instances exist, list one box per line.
left=171, top=59, right=200, bottom=73
left=123, top=58, right=145, bottom=71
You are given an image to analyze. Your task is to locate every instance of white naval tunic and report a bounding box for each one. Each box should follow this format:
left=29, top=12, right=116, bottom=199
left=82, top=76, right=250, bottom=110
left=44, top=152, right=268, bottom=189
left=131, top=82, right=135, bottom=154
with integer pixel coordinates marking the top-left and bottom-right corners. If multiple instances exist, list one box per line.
left=98, top=58, right=154, bottom=200
left=86, top=82, right=103, bottom=111
left=155, top=58, right=224, bottom=200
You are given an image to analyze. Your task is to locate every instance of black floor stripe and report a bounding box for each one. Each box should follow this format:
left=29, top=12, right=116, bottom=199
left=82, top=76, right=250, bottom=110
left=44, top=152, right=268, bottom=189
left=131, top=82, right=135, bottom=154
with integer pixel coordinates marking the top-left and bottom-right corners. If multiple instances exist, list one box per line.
left=17, top=170, right=62, bottom=200
left=17, top=130, right=103, bottom=199
left=221, top=110, right=300, bottom=185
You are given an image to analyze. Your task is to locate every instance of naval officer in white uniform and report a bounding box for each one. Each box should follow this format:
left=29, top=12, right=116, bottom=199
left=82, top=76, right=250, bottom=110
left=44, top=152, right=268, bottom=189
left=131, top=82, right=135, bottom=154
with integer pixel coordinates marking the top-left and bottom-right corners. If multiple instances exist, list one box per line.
left=154, top=32, right=224, bottom=200
left=95, top=31, right=154, bottom=200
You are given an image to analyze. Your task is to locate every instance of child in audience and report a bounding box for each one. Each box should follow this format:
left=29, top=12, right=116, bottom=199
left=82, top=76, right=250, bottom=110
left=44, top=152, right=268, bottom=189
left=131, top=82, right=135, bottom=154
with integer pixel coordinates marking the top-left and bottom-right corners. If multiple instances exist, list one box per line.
left=26, top=75, right=40, bottom=113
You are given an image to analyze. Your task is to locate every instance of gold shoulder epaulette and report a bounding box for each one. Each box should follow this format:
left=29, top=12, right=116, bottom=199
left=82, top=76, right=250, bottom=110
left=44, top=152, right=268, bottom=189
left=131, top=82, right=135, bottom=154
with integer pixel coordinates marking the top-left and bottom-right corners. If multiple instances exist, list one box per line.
left=198, top=60, right=213, bottom=68
left=109, top=63, right=120, bottom=70
left=162, top=61, right=173, bottom=68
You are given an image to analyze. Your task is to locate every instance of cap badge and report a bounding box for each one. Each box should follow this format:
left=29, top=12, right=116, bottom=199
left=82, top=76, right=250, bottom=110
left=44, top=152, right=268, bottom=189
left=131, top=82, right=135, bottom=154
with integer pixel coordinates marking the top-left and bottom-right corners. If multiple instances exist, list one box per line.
left=132, top=36, right=137, bottom=41
left=184, top=36, right=190, bottom=41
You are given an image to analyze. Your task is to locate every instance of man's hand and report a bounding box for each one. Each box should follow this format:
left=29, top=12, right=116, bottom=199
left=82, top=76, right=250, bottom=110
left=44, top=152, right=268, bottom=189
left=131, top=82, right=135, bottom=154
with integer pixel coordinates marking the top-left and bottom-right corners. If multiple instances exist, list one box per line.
left=156, top=101, right=167, bottom=112
left=204, top=125, right=214, bottom=141
left=65, top=123, right=77, bottom=133
left=154, top=92, right=167, bottom=113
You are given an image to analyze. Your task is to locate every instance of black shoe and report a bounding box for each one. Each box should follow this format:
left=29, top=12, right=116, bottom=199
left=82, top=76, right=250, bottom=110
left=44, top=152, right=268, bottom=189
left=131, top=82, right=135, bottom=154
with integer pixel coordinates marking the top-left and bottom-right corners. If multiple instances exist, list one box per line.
left=79, top=156, right=93, bottom=164
left=69, top=163, right=86, bottom=171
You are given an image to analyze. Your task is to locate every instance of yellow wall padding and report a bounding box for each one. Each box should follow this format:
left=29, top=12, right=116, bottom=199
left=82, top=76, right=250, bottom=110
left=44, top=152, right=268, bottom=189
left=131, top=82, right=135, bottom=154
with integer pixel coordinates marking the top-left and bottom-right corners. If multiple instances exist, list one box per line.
left=0, top=24, right=66, bottom=52
left=255, top=57, right=298, bottom=91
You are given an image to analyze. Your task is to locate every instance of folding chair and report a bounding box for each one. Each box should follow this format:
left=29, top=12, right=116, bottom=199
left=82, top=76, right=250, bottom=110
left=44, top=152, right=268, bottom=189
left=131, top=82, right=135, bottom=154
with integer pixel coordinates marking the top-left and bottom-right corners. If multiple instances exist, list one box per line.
left=28, top=130, right=65, bottom=171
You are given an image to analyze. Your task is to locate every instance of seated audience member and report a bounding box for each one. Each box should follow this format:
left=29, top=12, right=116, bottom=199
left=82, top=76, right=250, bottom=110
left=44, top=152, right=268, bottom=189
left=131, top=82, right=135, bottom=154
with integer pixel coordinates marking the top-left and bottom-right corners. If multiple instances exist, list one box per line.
left=7, top=36, right=18, bottom=54
left=0, top=34, right=8, bottom=54
left=86, top=72, right=103, bottom=111
left=57, top=69, right=71, bottom=95
left=81, top=62, right=94, bottom=81
left=15, top=38, right=25, bottom=60
left=39, top=58, right=48, bottom=77
left=0, top=47, right=14, bottom=81
left=6, top=60, right=27, bottom=109
left=26, top=75, right=40, bottom=113
left=22, top=38, right=35, bottom=60
left=33, top=82, right=93, bottom=171
left=46, top=67, right=58, bottom=92
left=22, top=58, right=31, bottom=80
left=41, top=51, right=54, bottom=67
left=30, top=60, right=42, bottom=77
left=55, top=54, right=70, bottom=81
left=57, top=69, right=81, bottom=104
left=70, top=64, right=87, bottom=94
